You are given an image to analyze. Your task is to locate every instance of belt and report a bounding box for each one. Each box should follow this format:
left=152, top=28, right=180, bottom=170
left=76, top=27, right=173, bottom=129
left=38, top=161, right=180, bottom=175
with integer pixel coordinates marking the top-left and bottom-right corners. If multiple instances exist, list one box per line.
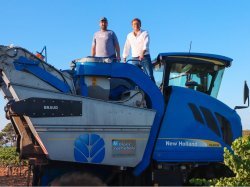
left=132, top=54, right=150, bottom=58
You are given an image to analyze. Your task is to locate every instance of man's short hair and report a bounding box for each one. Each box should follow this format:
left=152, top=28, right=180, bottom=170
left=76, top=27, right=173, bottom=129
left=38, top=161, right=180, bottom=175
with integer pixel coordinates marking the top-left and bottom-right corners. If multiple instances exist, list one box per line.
left=132, top=18, right=141, bottom=26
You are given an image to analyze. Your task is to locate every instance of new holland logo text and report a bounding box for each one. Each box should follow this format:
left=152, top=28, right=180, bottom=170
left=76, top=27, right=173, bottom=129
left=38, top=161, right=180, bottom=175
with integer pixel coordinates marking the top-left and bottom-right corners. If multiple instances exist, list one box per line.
left=43, top=105, right=59, bottom=110
left=164, top=139, right=221, bottom=148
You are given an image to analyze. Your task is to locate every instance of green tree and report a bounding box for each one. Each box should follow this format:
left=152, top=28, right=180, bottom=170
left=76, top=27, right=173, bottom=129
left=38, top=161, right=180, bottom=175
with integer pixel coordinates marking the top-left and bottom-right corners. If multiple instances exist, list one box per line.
left=190, top=136, right=250, bottom=186
left=0, top=132, right=5, bottom=146
left=0, top=147, right=20, bottom=166
left=0, top=123, right=16, bottom=147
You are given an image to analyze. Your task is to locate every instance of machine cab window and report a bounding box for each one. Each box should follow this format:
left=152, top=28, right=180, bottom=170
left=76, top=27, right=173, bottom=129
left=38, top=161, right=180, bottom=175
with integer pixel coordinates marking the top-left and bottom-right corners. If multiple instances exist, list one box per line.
left=153, top=53, right=232, bottom=98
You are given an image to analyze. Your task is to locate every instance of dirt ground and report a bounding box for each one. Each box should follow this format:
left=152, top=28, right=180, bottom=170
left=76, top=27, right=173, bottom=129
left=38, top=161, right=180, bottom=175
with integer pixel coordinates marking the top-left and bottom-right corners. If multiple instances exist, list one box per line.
left=0, top=166, right=32, bottom=186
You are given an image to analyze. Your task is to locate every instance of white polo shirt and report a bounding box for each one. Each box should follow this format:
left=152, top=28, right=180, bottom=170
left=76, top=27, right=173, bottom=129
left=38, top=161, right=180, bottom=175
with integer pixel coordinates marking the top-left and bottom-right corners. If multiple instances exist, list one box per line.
left=122, top=29, right=150, bottom=58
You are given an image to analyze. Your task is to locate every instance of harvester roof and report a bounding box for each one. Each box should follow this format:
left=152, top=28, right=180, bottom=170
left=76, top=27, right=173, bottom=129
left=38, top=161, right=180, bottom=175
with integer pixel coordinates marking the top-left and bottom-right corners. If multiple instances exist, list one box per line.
left=156, top=52, right=232, bottom=67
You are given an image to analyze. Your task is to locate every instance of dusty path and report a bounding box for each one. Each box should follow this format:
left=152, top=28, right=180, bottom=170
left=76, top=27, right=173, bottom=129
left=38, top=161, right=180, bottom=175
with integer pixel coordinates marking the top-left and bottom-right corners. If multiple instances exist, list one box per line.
left=0, top=166, right=32, bottom=186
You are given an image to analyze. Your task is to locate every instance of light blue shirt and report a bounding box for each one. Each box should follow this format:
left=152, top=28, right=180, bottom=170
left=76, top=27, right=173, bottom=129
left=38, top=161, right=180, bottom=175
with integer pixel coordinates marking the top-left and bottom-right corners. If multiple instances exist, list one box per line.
left=92, top=30, right=119, bottom=57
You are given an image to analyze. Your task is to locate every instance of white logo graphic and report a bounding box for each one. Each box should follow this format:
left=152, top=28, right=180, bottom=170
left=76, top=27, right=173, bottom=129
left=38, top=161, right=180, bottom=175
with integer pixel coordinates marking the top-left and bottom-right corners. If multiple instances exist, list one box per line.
left=43, top=105, right=59, bottom=110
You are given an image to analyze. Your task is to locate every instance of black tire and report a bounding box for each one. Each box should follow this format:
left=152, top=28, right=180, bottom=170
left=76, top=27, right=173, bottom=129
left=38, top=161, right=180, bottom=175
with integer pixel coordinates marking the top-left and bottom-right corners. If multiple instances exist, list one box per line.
left=187, top=163, right=234, bottom=184
left=50, top=171, right=106, bottom=186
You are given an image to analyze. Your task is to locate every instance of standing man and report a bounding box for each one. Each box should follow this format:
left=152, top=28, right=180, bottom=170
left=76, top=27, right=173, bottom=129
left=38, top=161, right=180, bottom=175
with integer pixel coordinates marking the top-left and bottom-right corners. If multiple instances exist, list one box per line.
left=91, top=17, right=121, bottom=62
left=123, top=18, right=155, bottom=82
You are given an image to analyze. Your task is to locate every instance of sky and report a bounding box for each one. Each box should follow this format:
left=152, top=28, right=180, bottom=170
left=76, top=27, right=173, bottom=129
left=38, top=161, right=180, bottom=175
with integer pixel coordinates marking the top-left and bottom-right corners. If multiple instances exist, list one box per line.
left=0, top=0, right=250, bottom=130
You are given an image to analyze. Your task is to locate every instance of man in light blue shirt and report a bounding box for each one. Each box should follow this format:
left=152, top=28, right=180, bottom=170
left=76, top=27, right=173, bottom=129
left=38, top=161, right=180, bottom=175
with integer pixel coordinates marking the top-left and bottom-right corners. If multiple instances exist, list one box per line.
left=91, top=17, right=120, bottom=62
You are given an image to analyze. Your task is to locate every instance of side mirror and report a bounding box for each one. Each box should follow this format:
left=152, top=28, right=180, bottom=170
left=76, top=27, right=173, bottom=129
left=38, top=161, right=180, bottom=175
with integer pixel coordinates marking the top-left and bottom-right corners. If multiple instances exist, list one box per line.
left=243, top=81, right=249, bottom=104
left=234, top=81, right=249, bottom=110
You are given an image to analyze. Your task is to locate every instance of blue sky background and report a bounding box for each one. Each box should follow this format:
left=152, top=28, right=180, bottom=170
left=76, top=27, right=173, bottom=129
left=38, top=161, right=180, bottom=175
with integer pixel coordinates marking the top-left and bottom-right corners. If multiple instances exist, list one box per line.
left=0, top=0, right=250, bottom=130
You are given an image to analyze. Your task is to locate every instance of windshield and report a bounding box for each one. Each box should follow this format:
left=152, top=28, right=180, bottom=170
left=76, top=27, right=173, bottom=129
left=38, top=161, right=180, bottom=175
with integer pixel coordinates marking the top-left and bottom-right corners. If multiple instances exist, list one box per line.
left=154, top=62, right=225, bottom=98
left=153, top=62, right=165, bottom=88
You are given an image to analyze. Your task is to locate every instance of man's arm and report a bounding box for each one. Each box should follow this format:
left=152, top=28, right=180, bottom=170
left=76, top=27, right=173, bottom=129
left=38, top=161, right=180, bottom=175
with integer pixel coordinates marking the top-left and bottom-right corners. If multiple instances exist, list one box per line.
left=115, top=43, right=121, bottom=61
left=91, top=35, right=96, bottom=56
left=122, top=36, right=130, bottom=63
left=139, top=49, right=147, bottom=61
left=112, top=32, right=121, bottom=61
left=91, top=45, right=96, bottom=56
left=139, top=31, right=150, bottom=60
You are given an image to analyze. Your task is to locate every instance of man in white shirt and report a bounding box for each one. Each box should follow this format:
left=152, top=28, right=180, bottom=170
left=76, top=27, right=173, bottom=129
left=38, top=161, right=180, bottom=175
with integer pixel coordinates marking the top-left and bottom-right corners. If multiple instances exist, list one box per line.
left=123, top=18, right=155, bottom=82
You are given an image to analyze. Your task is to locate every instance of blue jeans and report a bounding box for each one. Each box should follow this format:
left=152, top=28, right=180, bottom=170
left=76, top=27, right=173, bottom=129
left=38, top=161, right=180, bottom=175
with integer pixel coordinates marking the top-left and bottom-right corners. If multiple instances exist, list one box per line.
left=109, top=54, right=118, bottom=62
left=132, top=55, right=155, bottom=82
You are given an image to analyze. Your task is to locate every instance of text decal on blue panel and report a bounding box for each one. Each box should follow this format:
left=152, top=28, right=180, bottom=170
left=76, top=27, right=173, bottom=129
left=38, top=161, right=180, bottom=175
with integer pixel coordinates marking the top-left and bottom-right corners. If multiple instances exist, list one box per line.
left=74, top=134, right=105, bottom=163
left=163, top=138, right=221, bottom=147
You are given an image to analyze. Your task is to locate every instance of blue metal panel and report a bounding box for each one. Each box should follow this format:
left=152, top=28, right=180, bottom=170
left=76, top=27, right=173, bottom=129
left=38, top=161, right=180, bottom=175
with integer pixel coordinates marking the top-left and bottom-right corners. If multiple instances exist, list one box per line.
left=79, top=76, right=88, bottom=96
left=75, top=62, right=165, bottom=175
left=15, top=56, right=40, bottom=65
left=76, top=62, right=112, bottom=76
left=153, top=86, right=242, bottom=162
left=14, top=57, right=70, bottom=93
left=13, top=57, right=71, bottom=93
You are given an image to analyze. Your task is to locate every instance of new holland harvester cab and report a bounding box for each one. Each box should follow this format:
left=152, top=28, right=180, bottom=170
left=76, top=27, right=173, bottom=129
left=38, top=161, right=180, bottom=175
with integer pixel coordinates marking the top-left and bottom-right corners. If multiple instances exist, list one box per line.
left=0, top=45, right=248, bottom=185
